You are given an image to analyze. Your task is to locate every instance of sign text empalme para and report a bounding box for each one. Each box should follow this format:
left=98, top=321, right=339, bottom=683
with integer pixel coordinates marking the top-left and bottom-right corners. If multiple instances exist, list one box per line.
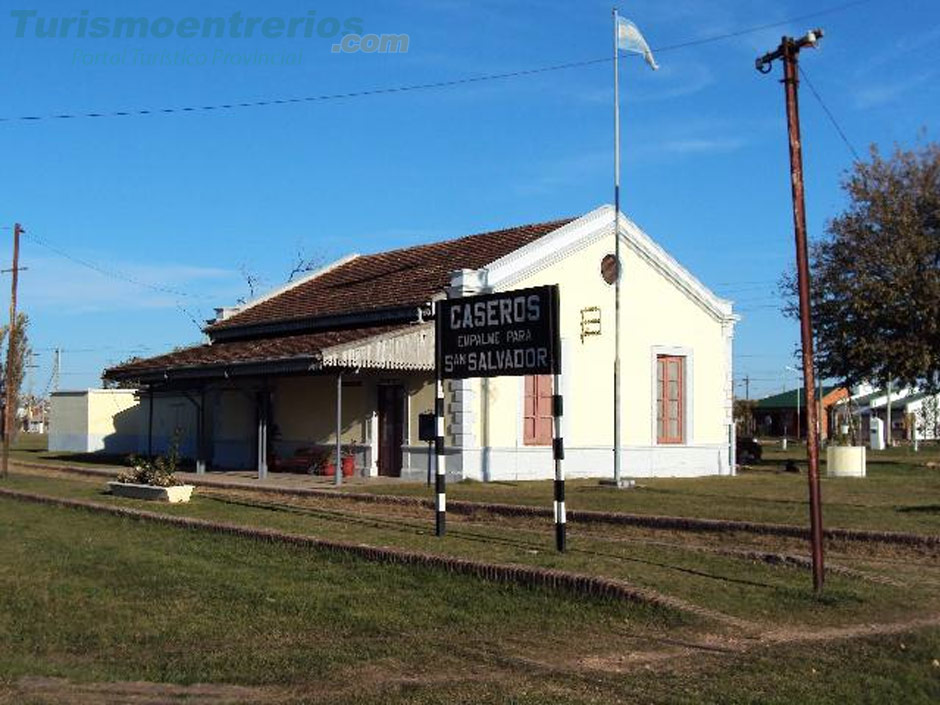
left=436, top=285, right=560, bottom=379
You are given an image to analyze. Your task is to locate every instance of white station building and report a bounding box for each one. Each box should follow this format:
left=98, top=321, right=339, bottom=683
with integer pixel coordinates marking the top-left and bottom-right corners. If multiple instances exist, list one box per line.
left=89, top=206, right=737, bottom=481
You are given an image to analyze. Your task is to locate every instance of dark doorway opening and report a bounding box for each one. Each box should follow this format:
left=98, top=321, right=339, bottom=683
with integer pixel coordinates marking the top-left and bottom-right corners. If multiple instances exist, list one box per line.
left=378, top=385, right=406, bottom=477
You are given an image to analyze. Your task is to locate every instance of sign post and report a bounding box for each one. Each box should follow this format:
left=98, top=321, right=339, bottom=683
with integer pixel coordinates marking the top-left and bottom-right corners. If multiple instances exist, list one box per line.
left=434, top=285, right=565, bottom=551
left=434, top=314, right=446, bottom=537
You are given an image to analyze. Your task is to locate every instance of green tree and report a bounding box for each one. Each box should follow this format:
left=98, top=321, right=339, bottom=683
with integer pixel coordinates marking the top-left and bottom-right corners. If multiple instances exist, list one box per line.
left=733, top=399, right=757, bottom=436
left=786, top=142, right=940, bottom=392
left=1, top=312, right=31, bottom=476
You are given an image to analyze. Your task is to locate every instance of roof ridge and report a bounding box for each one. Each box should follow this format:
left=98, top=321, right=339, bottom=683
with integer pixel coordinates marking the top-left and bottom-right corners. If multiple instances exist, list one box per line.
left=208, top=215, right=575, bottom=333
left=350, top=216, right=575, bottom=261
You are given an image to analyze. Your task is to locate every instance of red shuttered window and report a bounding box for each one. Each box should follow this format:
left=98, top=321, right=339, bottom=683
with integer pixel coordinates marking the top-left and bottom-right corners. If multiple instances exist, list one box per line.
left=523, top=375, right=554, bottom=446
left=657, top=355, right=685, bottom=444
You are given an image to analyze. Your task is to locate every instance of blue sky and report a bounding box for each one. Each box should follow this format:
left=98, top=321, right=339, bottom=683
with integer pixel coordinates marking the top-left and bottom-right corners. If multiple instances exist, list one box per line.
left=0, top=0, right=936, bottom=398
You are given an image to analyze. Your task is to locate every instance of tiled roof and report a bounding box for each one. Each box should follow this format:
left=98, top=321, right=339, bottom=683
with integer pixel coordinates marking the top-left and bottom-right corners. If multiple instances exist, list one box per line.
left=105, top=325, right=408, bottom=380
left=208, top=218, right=573, bottom=332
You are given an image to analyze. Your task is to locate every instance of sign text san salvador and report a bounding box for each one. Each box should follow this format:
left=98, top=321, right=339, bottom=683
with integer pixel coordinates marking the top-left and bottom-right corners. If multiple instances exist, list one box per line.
left=436, top=285, right=560, bottom=379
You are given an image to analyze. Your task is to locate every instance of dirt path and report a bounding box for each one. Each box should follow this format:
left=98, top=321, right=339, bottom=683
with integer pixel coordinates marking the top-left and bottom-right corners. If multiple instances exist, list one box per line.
left=574, top=614, right=940, bottom=675
left=2, top=677, right=284, bottom=705
left=7, top=615, right=939, bottom=704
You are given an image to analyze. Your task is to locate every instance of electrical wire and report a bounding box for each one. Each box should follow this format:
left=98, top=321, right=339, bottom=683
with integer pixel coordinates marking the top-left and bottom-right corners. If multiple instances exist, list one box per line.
left=0, top=0, right=874, bottom=125
left=22, top=230, right=214, bottom=300
left=21, top=230, right=215, bottom=332
left=798, top=65, right=862, bottom=162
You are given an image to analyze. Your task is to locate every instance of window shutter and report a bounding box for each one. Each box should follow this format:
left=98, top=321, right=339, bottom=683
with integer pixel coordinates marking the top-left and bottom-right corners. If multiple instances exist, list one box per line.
left=524, top=375, right=554, bottom=446
left=657, top=355, right=685, bottom=444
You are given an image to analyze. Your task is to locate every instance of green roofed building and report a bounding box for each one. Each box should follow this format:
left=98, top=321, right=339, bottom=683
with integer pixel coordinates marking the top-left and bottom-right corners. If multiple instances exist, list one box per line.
left=755, top=386, right=847, bottom=439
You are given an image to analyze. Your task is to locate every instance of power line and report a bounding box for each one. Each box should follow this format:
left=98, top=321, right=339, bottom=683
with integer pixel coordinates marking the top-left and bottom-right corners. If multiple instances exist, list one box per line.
left=652, top=0, right=872, bottom=52
left=798, top=65, right=862, bottom=162
left=22, top=230, right=214, bottom=332
left=33, top=345, right=159, bottom=353
left=0, top=0, right=873, bottom=126
left=21, top=230, right=214, bottom=300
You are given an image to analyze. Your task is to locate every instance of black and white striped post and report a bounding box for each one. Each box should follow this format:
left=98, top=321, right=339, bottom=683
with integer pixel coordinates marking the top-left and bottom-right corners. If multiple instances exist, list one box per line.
left=552, top=372, right=566, bottom=552
left=434, top=382, right=446, bottom=536
left=433, top=306, right=446, bottom=537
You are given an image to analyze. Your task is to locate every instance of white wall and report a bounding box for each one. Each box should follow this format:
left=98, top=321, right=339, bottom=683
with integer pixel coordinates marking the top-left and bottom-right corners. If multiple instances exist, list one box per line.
left=49, top=389, right=141, bottom=453
left=451, top=212, right=735, bottom=480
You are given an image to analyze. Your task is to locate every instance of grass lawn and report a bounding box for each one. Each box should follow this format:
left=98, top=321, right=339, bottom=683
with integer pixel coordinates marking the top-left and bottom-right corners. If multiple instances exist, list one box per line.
left=344, top=442, right=940, bottom=534
left=6, top=469, right=940, bottom=632
left=1, top=496, right=940, bottom=704
left=12, top=435, right=940, bottom=534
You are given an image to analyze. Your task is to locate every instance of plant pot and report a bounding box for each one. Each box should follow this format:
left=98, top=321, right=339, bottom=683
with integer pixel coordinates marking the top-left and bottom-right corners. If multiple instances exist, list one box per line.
left=321, top=457, right=355, bottom=478
left=108, top=481, right=195, bottom=503
left=826, top=445, right=866, bottom=478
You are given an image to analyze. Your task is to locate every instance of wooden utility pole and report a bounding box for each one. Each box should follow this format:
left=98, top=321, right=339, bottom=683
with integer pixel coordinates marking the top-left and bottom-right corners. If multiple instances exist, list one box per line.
left=757, top=30, right=826, bottom=592
left=1, top=223, right=23, bottom=478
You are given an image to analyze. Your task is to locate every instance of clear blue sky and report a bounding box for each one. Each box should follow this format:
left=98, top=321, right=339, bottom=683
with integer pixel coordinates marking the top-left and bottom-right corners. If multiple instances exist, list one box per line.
left=0, top=0, right=936, bottom=398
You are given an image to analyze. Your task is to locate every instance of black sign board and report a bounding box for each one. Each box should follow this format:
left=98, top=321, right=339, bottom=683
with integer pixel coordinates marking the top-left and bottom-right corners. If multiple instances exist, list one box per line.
left=418, top=412, right=436, bottom=442
left=435, top=285, right=561, bottom=380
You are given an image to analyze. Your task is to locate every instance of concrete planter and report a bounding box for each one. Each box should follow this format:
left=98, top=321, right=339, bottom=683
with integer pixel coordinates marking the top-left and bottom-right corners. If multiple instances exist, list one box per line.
left=826, top=445, right=866, bottom=478
left=108, top=482, right=194, bottom=503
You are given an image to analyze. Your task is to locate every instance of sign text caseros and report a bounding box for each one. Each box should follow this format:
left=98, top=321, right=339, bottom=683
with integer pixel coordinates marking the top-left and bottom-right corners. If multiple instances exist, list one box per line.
left=436, top=285, right=560, bottom=379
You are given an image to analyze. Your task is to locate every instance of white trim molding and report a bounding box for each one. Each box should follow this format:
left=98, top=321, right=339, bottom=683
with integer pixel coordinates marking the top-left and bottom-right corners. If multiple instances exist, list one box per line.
left=482, top=206, right=735, bottom=324
left=320, top=323, right=434, bottom=371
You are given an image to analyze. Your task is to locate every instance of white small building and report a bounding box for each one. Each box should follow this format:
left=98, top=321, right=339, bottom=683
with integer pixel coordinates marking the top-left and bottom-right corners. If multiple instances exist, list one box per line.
left=49, top=389, right=142, bottom=453
left=101, top=207, right=738, bottom=480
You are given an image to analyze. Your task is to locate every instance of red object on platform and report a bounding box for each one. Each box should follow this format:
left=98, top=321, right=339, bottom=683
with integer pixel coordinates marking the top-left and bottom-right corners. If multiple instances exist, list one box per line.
left=322, top=456, right=355, bottom=477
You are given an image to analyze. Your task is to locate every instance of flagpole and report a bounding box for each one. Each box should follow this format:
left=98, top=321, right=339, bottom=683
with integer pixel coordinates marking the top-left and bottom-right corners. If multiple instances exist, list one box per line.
left=612, top=6, right=623, bottom=487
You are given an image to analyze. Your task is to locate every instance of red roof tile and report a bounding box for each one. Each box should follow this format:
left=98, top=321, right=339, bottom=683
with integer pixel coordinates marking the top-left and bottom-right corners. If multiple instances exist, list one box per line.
left=209, top=218, right=573, bottom=332
left=106, top=325, right=407, bottom=380
left=105, top=216, right=573, bottom=381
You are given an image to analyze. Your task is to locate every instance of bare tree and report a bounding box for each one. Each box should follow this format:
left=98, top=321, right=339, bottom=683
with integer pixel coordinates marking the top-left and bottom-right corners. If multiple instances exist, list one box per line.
left=237, top=264, right=263, bottom=305
left=286, top=247, right=324, bottom=283
left=235, top=247, right=325, bottom=305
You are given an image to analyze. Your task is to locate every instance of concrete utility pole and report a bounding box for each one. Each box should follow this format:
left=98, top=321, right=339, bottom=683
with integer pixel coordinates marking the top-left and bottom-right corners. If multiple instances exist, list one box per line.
left=52, top=348, right=61, bottom=393
left=885, top=379, right=892, bottom=448
left=757, top=30, right=826, bottom=592
left=1, top=223, right=23, bottom=478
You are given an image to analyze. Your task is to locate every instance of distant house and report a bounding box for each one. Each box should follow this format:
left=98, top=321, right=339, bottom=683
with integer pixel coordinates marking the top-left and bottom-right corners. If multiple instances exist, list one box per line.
left=755, top=386, right=848, bottom=439
left=845, top=387, right=940, bottom=443
left=101, top=206, right=738, bottom=481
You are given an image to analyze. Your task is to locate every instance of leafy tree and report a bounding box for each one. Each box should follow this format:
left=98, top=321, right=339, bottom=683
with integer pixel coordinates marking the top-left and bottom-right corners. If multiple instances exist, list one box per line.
left=733, top=399, right=757, bottom=436
left=1, top=312, right=31, bottom=476
left=915, top=396, right=939, bottom=441
left=784, top=142, right=940, bottom=392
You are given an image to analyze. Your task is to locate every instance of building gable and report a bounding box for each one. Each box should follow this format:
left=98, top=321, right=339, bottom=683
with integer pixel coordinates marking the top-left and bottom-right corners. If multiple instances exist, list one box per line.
left=482, top=206, right=733, bottom=323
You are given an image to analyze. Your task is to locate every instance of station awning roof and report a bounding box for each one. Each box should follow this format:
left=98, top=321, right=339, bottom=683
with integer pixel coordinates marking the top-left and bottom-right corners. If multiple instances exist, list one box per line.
left=105, top=323, right=433, bottom=384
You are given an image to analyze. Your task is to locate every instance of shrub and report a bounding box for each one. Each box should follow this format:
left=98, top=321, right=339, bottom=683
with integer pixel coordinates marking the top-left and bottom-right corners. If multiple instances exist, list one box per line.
left=118, top=430, right=183, bottom=487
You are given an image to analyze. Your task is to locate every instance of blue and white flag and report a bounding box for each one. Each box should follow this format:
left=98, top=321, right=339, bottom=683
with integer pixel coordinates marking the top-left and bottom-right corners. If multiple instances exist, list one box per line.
left=617, top=17, right=659, bottom=70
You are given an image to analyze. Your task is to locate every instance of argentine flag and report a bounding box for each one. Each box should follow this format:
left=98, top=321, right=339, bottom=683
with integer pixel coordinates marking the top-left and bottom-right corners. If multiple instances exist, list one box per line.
left=617, top=17, right=659, bottom=70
